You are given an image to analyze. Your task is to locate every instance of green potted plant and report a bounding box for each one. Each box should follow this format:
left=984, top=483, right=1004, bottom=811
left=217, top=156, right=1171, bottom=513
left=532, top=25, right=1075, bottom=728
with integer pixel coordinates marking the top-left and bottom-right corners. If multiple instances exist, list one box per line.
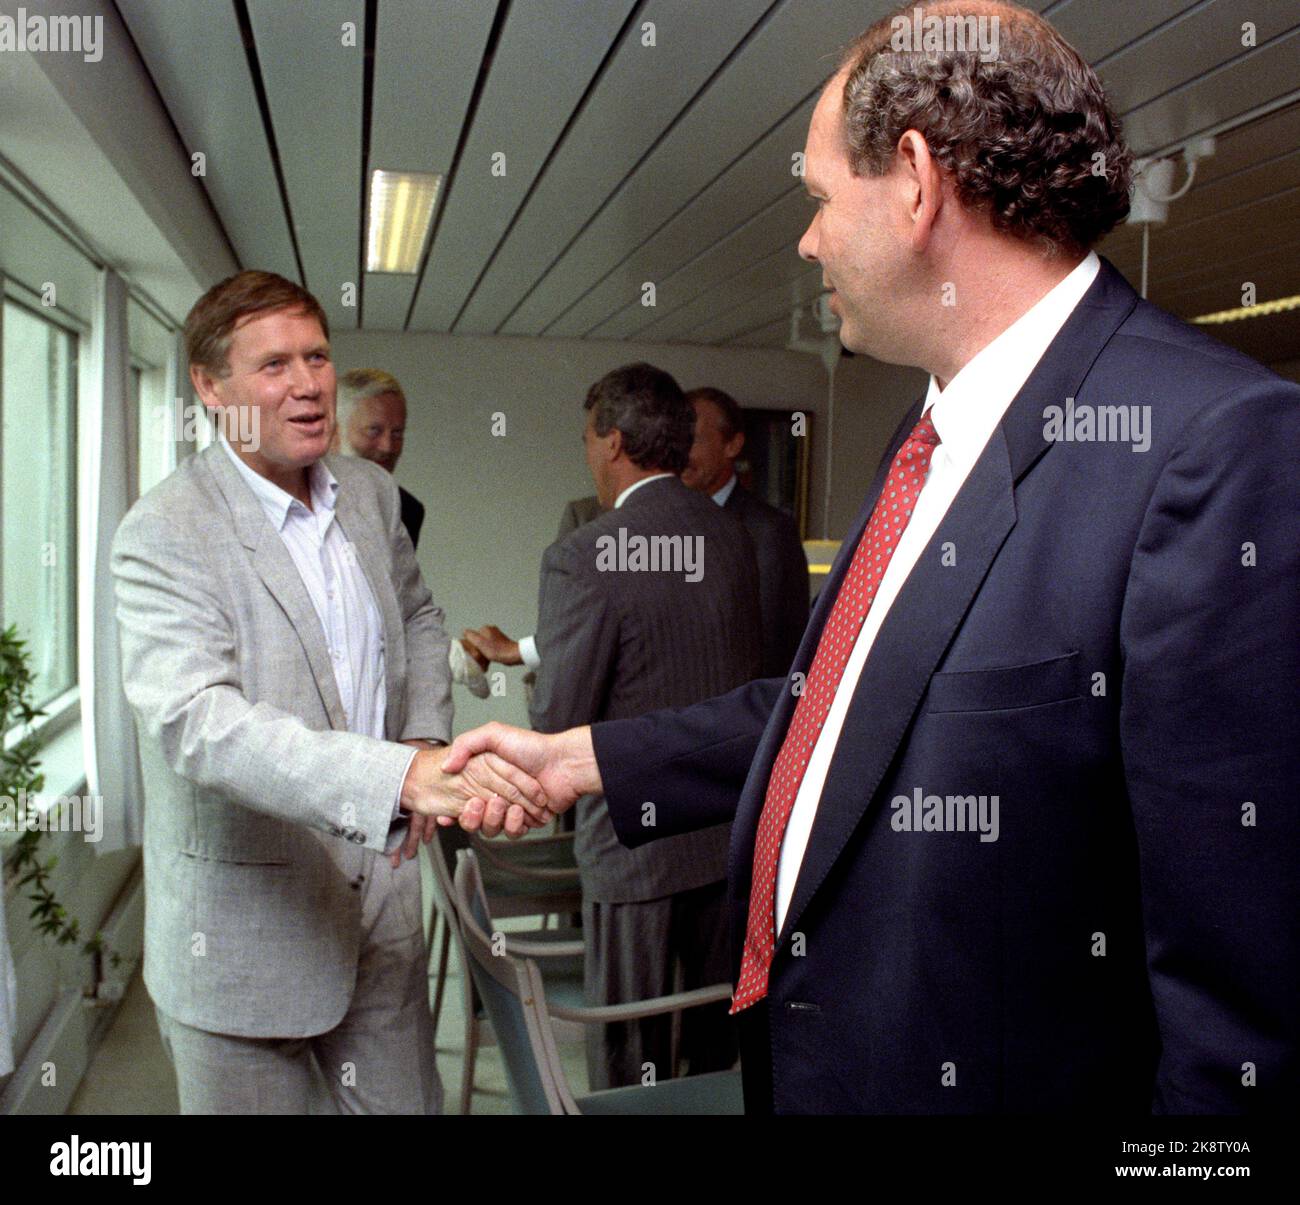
left=1, top=624, right=119, bottom=989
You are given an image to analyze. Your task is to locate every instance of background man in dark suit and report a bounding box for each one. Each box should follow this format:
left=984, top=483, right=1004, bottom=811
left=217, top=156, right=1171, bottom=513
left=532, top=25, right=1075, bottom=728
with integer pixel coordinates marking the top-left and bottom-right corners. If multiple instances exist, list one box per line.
left=336, top=367, right=425, bottom=550
left=682, top=386, right=810, bottom=676
left=446, top=0, right=1298, bottom=1114
left=529, top=362, right=762, bottom=1090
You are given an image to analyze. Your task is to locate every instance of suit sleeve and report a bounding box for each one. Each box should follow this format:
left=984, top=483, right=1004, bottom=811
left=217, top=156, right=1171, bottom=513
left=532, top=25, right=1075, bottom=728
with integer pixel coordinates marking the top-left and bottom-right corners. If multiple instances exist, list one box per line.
left=112, top=510, right=417, bottom=856
left=594, top=676, right=786, bottom=847
left=1119, top=376, right=1300, bottom=1112
left=528, top=539, right=619, bottom=734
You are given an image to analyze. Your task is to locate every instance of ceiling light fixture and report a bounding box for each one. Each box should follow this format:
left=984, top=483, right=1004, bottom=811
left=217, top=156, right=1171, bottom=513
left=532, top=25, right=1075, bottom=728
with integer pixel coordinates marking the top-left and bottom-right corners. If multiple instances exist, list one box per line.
left=365, top=170, right=441, bottom=274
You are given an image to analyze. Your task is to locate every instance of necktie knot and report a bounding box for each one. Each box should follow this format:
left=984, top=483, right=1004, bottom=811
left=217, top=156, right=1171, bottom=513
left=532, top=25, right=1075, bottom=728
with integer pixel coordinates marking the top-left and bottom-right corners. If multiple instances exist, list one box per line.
left=907, top=413, right=941, bottom=451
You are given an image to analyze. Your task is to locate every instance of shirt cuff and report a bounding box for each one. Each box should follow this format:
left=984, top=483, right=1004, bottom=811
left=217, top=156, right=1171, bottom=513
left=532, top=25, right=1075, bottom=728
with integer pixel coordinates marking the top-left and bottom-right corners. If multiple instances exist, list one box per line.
left=519, top=634, right=541, bottom=672
left=383, top=745, right=421, bottom=853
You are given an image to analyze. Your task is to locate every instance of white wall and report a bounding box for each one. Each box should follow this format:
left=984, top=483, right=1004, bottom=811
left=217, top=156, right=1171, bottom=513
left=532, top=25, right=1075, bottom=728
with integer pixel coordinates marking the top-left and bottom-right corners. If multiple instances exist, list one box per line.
left=329, top=330, right=924, bottom=730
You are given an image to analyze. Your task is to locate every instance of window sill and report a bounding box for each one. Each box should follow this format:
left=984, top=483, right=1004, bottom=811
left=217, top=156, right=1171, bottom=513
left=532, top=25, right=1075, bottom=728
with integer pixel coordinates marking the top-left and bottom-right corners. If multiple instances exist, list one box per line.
left=1, top=714, right=87, bottom=872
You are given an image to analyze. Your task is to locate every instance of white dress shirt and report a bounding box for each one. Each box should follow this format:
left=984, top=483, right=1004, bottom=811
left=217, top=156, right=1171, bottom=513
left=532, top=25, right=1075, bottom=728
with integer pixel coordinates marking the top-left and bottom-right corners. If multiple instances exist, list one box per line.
left=218, top=436, right=415, bottom=834
left=774, top=251, right=1101, bottom=932
left=711, top=474, right=738, bottom=507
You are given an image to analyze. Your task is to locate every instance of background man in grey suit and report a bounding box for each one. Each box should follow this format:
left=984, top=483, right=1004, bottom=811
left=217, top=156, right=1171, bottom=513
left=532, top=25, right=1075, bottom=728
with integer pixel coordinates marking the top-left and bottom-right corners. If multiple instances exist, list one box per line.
left=682, top=387, right=810, bottom=677
left=111, top=270, right=543, bottom=1114
left=528, top=362, right=762, bottom=1089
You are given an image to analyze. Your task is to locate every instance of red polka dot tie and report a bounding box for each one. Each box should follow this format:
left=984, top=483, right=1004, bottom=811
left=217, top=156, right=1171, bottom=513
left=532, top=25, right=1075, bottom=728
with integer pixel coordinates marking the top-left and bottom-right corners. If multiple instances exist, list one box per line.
left=731, top=412, right=941, bottom=1013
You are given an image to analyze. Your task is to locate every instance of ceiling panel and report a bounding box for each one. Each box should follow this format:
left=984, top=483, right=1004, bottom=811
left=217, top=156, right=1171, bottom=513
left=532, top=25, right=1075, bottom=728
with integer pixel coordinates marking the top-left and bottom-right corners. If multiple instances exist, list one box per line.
left=1044, top=0, right=1196, bottom=64
left=548, top=96, right=815, bottom=339
left=594, top=185, right=810, bottom=340
left=1091, top=0, right=1296, bottom=120
left=362, top=0, right=499, bottom=330
left=117, top=0, right=1300, bottom=363
left=405, top=0, right=640, bottom=333
left=1121, top=26, right=1300, bottom=154
left=246, top=0, right=366, bottom=331
left=497, top=0, right=901, bottom=337
left=117, top=0, right=297, bottom=282
left=452, top=0, right=775, bottom=335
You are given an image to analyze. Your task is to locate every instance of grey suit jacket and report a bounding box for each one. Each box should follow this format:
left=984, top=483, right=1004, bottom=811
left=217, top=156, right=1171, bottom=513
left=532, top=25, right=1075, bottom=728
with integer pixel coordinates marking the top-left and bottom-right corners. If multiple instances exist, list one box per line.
left=529, top=476, right=762, bottom=903
left=724, top=484, right=810, bottom=678
left=555, top=494, right=605, bottom=541
left=111, top=442, right=452, bottom=1037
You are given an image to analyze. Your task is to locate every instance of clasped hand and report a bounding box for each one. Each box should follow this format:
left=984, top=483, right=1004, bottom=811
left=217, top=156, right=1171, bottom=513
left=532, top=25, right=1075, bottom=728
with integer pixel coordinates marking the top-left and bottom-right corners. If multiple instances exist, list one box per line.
left=390, top=724, right=599, bottom=864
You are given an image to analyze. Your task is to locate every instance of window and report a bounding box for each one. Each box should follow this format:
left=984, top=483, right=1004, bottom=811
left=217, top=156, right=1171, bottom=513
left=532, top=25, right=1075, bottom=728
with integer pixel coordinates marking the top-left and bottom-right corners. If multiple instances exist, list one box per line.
left=135, top=362, right=172, bottom=496
left=2, top=298, right=78, bottom=714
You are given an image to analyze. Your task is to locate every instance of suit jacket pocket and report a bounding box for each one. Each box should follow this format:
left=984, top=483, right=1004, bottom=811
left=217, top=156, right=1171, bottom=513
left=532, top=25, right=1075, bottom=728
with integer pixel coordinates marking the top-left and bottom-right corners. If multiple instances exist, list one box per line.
left=925, top=651, right=1082, bottom=714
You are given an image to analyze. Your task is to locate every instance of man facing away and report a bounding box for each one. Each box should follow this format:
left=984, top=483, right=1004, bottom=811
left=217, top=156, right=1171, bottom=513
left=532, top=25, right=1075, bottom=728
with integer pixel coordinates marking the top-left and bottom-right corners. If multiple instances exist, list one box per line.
left=112, top=270, right=544, bottom=1113
left=443, top=0, right=1299, bottom=1114
left=527, top=362, right=762, bottom=1089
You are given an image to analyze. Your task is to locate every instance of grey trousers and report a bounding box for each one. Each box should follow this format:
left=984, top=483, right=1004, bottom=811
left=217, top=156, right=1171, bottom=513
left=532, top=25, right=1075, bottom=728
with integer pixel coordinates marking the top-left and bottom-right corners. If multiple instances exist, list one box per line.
left=154, top=853, right=441, bottom=1115
left=582, top=879, right=737, bottom=1091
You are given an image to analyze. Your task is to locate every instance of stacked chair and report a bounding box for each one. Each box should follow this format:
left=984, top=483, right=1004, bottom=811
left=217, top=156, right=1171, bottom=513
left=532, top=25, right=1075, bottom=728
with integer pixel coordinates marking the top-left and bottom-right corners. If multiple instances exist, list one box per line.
left=452, top=848, right=744, bottom=1115
left=424, top=823, right=584, bottom=1113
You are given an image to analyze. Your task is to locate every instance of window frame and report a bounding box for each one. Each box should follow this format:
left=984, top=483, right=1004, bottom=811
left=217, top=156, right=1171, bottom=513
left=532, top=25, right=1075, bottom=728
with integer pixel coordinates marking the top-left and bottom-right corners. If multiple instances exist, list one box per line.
left=1, top=278, right=84, bottom=746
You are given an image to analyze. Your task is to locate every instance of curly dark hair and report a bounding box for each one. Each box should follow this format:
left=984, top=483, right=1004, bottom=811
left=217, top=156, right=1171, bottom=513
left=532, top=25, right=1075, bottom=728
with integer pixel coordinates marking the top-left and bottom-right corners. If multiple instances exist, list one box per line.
left=584, top=363, right=694, bottom=474
left=839, top=0, right=1133, bottom=257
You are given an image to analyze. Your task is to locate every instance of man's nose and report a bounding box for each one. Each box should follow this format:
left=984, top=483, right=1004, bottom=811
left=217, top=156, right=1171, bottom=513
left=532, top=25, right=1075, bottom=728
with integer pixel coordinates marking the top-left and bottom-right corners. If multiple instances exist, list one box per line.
left=797, top=213, right=819, bottom=263
left=289, top=358, right=319, bottom=395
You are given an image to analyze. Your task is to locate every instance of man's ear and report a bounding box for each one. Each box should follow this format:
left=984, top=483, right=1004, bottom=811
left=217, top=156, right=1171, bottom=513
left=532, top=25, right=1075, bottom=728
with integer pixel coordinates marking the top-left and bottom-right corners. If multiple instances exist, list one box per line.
left=724, top=429, right=745, bottom=461
left=190, top=362, right=223, bottom=413
left=604, top=426, right=625, bottom=463
left=896, top=129, right=943, bottom=252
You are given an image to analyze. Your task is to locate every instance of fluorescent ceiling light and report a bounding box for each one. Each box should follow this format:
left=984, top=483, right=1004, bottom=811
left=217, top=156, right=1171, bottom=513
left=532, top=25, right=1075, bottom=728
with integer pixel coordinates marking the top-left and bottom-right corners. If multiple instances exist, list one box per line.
left=365, top=170, right=441, bottom=274
left=1191, top=294, right=1300, bottom=325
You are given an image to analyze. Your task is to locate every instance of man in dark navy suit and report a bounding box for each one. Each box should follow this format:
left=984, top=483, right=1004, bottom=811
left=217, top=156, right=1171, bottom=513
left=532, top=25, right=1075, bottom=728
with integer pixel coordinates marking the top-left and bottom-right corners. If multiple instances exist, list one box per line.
left=443, top=0, right=1298, bottom=1114
left=682, top=386, right=810, bottom=678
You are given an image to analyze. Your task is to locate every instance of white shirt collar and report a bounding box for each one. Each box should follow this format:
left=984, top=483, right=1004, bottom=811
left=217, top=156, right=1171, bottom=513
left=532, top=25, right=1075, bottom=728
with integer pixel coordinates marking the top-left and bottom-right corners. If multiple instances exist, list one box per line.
left=614, top=472, right=674, bottom=509
left=218, top=431, right=338, bottom=531
left=922, top=251, right=1100, bottom=472
left=711, top=474, right=738, bottom=507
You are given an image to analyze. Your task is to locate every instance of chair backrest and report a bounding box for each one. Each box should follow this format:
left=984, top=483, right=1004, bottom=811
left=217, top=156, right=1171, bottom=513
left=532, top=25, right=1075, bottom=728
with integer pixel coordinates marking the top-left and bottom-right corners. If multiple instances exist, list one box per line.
left=453, top=849, right=577, bottom=1115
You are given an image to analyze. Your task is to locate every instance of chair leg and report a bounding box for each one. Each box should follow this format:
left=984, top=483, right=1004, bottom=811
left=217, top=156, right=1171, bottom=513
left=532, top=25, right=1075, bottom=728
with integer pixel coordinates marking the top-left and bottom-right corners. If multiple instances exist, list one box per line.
left=460, top=951, right=478, bottom=1115
left=430, top=918, right=452, bottom=1039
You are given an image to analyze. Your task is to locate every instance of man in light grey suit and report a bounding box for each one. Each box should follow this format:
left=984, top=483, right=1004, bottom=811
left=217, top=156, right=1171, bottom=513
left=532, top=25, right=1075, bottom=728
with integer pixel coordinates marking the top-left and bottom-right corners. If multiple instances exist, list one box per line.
left=111, top=270, right=543, bottom=1114
left=528, top=362, right=762, bottom=1089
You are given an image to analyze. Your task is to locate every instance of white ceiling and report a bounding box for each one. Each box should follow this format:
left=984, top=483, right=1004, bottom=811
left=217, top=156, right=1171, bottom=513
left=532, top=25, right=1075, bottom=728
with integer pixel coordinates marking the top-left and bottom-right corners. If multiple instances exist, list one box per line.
left=115, top=0, right=1300, bottom=364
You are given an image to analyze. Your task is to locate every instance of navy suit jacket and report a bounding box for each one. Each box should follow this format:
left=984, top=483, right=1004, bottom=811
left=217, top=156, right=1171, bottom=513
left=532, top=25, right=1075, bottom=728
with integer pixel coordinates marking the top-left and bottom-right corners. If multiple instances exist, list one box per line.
left=592, top=259, right=1299, bottom=1114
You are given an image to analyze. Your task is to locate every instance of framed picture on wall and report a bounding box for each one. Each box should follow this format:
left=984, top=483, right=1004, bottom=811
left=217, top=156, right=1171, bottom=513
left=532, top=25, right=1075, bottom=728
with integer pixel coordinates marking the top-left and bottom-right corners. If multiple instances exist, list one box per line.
left=736, top=408, right=811, bottom=539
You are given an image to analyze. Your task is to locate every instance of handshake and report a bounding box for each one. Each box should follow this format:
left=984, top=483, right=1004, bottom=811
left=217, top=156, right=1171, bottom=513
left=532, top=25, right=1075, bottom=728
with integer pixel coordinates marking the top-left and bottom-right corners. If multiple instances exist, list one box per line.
left=391, top=724, right=602, bottom=866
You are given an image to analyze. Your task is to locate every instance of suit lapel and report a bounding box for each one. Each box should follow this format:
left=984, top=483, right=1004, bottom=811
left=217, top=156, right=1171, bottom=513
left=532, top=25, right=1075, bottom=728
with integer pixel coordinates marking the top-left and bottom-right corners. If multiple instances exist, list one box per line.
left=203, top=443, right=349, bottom=730
left=737, top=258, right=1141, bottom=950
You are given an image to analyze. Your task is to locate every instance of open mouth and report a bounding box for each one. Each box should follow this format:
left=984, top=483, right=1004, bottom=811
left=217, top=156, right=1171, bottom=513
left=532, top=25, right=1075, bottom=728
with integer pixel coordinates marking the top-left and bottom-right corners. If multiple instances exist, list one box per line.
left=288, top=413, right=326, bottom=432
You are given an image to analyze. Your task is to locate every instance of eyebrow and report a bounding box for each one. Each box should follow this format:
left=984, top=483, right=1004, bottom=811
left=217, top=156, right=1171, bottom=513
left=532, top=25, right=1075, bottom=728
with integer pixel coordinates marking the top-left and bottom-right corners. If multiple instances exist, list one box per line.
left=257, top=344, right=330, bottom=363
